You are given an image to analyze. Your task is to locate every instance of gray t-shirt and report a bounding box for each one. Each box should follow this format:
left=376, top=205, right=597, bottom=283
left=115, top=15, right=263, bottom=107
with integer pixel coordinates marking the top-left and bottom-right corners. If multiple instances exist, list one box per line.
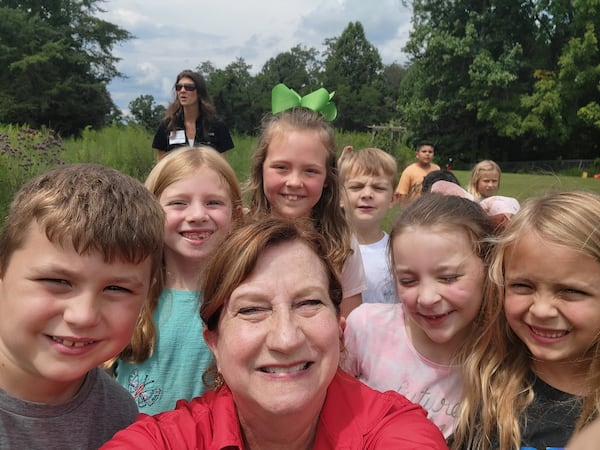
left=0, top=367, right=138, bottom=449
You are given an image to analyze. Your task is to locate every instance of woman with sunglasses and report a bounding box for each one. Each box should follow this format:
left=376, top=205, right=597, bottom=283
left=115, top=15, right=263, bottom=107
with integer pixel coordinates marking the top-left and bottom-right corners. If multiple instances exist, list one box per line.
left=152, top=70, right=234, bottom=161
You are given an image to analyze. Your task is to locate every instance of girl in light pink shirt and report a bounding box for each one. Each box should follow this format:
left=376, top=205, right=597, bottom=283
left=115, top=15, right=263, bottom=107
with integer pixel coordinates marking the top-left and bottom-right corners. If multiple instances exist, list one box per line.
left=344, top=193, right=496, bottom=438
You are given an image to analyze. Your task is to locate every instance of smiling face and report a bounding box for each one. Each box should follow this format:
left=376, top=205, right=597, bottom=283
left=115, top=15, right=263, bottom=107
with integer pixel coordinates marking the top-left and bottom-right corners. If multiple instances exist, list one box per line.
left=204, top=239, right=344, bottom=421
left=0, top=222, right=151, bottom=403
left=160, top=166, right=234, bottom=267
left=503, top=232, right=600, bottom=377
left=392, top=226, right=485, bottom=361
left=476, top=169, right=500, bottom=198
left=262, top=130, right=328, bottom=219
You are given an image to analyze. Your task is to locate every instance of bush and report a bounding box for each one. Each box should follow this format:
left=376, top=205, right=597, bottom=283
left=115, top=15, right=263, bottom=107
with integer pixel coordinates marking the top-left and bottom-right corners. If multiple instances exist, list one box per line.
left=587, top=157, right=600, bottom=176
left=0, top=125, right=66, bottom=219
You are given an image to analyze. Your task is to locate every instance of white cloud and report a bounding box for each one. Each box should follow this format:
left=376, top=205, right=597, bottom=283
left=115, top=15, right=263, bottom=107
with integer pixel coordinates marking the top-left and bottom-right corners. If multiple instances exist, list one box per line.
left=99, top=0, right=412, bottom=110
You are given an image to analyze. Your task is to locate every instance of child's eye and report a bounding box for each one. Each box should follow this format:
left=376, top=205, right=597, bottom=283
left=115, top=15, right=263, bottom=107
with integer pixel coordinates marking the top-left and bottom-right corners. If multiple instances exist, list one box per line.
left=37, top=278, right=72, bottom=293
left=439, top=275, right=459, bottom=283
left=398, top=278, right=417, bottom=287
left=166, top=200, right=187, bottom=207
left=560, top=287, right=588, bottom=299
left=305, top=168, right=320, bottom=175
left=40, top=278, right=71, bottom=286
left=206, top=200, right=225, bottom=207
left=508, top=283, right=533, bottom=294
left=105, top=285, right=133, bottom=294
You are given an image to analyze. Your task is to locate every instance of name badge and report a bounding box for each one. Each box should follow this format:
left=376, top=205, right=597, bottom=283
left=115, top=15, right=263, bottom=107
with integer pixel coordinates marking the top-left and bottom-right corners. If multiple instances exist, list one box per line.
left=168, top=130, right=186, bottom=145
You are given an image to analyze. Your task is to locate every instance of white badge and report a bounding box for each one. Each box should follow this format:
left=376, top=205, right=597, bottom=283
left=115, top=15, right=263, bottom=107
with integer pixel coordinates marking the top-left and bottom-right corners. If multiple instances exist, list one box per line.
left=169, top=129, right=186, bottom=145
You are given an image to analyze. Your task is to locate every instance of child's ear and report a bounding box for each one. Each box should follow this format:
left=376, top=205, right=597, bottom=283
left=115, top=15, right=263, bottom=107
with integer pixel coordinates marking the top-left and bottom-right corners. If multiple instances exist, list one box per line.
left=338, top=185, right=346, bottom=208
left=232, top=204, right=244, bottom=222
left=390, top=191, right=400, bottom=207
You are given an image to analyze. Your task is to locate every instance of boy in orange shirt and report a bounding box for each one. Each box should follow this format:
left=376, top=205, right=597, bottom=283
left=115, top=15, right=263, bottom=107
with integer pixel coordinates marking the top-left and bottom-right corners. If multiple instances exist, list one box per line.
left=395, top=142, right=440, bottom=205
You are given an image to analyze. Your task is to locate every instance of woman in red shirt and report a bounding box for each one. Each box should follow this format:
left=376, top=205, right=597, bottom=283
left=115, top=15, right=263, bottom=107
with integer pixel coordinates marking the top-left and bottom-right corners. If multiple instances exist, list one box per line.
left=102, top=218, right=447, bottom=450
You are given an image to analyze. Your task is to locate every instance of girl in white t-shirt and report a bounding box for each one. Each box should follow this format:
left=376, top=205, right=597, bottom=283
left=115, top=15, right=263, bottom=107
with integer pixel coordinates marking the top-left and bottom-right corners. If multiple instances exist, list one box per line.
left=343, top=193, right=495, bottom=438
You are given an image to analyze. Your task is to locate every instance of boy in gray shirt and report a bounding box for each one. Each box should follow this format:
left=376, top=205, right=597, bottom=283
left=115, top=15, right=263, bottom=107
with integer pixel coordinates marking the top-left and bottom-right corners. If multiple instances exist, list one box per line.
left=0, top=164, right=164, bottom=449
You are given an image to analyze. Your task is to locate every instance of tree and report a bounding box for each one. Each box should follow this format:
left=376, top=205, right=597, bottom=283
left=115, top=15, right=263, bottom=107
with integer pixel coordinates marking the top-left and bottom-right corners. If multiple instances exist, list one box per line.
left=398, top=0, right=600, bottom=162
left=0, top=0, right=131, bottom=135
left=323, top=22, right=387, bottom=131
left=207, top=58, right=261, bottom=134
left=251, top=45, right=323, bottom=120
left=520, top=1, right=600, bottom=157
left=128, top=95, right=166, bottom=131
left=258, top=45, right=322, bottom=90
left=398, top=0, right=541, bottom=161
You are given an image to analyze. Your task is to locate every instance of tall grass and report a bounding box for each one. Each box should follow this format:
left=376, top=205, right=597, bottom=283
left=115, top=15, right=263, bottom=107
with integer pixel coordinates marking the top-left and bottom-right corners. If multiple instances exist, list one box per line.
left=61, top=124, right=156, bottom=180
left=1, top=123, right=600, bottom=224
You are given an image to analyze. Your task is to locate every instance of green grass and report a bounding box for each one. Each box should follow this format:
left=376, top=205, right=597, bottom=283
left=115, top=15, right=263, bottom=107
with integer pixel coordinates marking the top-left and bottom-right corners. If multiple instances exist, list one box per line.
left=2, top=123, right=600, bottom=227
left=452, top=170, right=600, bottom=201
left=380, top=170, right=600, bottom=231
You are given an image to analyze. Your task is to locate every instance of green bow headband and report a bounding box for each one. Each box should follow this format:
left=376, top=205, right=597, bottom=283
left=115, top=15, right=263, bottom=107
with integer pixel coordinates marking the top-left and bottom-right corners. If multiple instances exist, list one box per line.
left=271, top=83, right=337, bottom=121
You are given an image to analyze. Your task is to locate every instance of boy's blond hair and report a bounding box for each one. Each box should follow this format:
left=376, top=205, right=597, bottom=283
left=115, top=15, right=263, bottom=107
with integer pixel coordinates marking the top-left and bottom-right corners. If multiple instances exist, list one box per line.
left=338, top=147, right=398, bottom=188
left=0, top=163, right=164, bottom=278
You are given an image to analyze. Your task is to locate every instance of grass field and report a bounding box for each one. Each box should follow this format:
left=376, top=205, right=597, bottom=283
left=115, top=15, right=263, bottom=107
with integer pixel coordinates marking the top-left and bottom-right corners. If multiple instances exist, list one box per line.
left=1, top=123, right=600, bottom=224
left=452, top=170, right=600, bottom=201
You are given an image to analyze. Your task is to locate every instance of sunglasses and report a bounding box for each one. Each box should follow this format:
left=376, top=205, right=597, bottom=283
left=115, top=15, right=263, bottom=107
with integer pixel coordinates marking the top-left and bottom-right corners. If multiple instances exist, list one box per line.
left=175, top=83, right=196, bottom=92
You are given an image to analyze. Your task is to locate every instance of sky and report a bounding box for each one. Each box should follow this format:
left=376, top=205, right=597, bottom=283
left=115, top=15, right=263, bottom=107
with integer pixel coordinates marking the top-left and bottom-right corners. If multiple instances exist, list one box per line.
left=99, top=0, right=413, bottom=113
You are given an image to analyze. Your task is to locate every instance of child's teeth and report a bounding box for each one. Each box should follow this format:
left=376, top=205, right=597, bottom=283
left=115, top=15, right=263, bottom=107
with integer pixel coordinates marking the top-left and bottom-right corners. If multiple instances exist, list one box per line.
left=52, top=337, right=94, bottom=347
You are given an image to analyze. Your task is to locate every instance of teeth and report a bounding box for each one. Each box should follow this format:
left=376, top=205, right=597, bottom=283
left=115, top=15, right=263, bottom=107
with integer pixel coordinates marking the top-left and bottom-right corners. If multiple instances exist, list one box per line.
left=284, top=195, right=299, bottom=201
left=52, top=337, right=95, bottom=347
left=182, top=231, right=211, bottom=240
left=422, top=312, right=450, bottom=319
left=261, top=362, right=309, bottom=374
left=531, top=327, right=568, bottom=339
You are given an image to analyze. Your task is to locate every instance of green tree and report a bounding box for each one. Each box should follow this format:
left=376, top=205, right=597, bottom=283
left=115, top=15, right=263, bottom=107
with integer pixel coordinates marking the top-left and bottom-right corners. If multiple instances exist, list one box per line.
left=323, top=22, right=387, bottom=131
left=399, top=0, right=541, bottom=161
left=197, top=60, right=216, bottom=85
left=254, top=45, right=323, bottom=116
left=520, top=1, right=600, bottom=157
left=258, top=45, right=322, bottom=90
left=128, top=94, right=166, bottom=131
left=0, top=0, right=131, bottom=135
left=399, top=0, right=600, bottom=161
left=207, top=57, right=261, bottom=134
